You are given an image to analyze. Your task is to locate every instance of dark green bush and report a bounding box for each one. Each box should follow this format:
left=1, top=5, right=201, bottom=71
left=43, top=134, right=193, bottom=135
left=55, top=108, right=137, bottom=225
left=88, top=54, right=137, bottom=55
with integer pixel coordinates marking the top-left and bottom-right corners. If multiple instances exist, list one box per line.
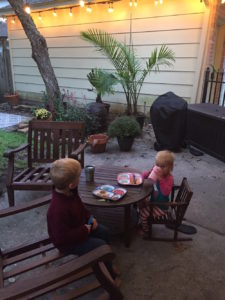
left=108, top=116, right=141, bottom=138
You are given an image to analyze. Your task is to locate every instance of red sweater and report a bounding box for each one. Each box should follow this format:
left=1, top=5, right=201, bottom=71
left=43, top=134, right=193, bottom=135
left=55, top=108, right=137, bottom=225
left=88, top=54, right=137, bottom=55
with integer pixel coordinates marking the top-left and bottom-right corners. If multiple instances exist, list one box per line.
left=47, top=188, right=91, bottom=253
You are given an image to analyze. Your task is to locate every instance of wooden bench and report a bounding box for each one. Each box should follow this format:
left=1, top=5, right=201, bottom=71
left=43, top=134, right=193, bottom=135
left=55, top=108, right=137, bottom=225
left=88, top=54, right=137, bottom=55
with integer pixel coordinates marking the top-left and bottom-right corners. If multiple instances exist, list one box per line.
left=0, top=195, right=123, bottom=299
left=4, top=120, right=86, bottom=207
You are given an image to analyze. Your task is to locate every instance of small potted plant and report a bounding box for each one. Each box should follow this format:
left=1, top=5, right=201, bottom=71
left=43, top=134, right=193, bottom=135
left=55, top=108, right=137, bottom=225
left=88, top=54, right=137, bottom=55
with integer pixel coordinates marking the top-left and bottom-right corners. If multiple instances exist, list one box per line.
left=4, top=91, right=19, bottom=107
left=33, top=108, right=52, bottom=120
left=86, top=68, right=118, bottom=132
left=108, top=116, right=141, bottom=151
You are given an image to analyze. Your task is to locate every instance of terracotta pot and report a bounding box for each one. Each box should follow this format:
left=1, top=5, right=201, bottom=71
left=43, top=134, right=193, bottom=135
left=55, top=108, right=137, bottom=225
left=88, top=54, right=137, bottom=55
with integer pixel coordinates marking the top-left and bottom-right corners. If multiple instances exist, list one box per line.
left=88, top=134, right=108, bottom=153
left=4, top=94, right=19, bottom=106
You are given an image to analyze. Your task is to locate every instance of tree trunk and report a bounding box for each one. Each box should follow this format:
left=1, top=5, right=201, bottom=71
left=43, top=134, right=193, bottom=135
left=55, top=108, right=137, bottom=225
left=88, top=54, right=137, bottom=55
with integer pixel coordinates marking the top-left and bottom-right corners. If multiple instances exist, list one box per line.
left=8, top=0, right=61, bottom=112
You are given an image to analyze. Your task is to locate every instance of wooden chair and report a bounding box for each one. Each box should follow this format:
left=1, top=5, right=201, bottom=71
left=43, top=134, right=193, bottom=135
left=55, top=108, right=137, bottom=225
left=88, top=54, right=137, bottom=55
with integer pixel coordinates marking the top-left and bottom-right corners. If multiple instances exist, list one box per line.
left=0, top=195, right=123, bottom=300
left=148, top=177, right=193, bottom=241
left=4, top=120, right=86, bottom=207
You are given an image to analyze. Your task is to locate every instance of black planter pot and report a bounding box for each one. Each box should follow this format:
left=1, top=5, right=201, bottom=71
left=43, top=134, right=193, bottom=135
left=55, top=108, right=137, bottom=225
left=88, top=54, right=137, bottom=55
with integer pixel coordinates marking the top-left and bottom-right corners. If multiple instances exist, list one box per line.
left=135, top=113, right=145, bottom=130
left=117, top=136, right=134, bottom=151
left=86, top=102, right=107, bottom=132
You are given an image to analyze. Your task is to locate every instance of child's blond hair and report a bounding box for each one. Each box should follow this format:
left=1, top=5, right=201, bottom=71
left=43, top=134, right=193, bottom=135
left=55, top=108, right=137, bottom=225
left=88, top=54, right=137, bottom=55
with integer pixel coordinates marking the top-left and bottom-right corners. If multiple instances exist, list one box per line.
left=156, top=150, right=174, bottom=170
left=50, top=158, right=81, bottom=190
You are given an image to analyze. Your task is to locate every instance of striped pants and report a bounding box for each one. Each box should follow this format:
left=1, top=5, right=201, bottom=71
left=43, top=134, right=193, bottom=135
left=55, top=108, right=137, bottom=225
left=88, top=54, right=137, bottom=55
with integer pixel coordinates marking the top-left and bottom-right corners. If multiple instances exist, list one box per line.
left=139, top=198, right=167, bottom=233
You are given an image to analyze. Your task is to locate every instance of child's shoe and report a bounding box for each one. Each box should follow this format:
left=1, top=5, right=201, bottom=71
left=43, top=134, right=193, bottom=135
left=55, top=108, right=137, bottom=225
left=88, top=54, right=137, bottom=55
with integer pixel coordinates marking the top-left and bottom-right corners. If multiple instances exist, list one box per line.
left=112, top=264, right=121, bottom=276
left=138, top=228, right=149, bottom=239
left=114, top=277, right=121, bottom=288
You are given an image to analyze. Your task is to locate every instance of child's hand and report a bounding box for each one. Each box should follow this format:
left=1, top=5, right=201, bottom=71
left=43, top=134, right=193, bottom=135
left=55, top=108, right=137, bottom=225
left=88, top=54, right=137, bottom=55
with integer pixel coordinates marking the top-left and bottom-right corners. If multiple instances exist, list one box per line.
left=92, top=218, right=98, bottom=230
left=84, top=224, right=92, bottom=234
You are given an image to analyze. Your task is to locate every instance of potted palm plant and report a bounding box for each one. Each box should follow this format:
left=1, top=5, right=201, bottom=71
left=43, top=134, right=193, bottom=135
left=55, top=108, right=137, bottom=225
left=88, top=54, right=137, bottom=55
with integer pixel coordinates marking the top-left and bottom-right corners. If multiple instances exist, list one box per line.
left=108, top=116, right=141, bottom=151
left=86, top=68, right=118, bottom=132
left=81, top=29, right=175, bottom=118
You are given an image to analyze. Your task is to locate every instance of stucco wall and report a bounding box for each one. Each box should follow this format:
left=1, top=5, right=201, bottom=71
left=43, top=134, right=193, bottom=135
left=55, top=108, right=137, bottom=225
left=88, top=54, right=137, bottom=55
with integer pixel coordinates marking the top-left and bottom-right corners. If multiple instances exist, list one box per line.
left=7, top=0, right=208, bottom=112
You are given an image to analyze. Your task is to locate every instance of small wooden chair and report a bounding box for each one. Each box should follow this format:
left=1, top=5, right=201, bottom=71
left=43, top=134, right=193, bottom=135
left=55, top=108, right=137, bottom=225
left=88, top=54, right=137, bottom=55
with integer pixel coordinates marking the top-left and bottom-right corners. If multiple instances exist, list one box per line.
left=4, top=120, right=86, bottom=207
left=0, top=195, right=123, bottom=300
left=148, top=177, right=193, bottom=241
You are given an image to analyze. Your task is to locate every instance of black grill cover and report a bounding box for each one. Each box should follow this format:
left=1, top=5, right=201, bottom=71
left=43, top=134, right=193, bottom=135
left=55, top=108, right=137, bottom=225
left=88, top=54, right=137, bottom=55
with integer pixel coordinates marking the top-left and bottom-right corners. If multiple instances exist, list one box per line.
left=150, top=92, right=187, bottom=151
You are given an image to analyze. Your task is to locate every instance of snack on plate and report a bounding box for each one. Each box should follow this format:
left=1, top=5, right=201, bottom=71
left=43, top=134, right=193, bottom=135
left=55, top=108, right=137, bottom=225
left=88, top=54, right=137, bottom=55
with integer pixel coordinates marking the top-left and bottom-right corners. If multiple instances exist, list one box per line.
left=93, top=185, right=127, bottom=201
left=117, top=173, right=143, bottom=186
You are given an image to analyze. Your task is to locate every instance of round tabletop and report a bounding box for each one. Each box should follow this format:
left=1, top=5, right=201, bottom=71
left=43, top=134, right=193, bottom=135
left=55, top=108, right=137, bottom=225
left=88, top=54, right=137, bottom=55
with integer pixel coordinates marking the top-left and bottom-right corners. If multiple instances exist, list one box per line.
left=79, top=165, right=153, bottom=207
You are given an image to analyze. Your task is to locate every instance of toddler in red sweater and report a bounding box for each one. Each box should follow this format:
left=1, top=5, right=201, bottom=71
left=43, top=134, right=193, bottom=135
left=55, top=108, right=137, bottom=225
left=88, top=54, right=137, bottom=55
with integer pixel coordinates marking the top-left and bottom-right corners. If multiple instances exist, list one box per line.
left=47, top=158, right=120, bottom=282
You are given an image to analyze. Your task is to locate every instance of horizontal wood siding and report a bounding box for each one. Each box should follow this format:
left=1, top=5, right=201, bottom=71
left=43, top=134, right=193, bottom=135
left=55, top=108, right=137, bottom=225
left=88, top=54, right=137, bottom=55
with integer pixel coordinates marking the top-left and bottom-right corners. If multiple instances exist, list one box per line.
left=7, top=0, right=207, bottom=109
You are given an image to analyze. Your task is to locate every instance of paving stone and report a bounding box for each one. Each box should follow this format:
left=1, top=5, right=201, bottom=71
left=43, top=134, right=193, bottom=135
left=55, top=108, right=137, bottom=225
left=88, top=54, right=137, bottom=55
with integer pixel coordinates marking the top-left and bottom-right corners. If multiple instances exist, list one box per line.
left=0, top=112, right=32, bottom=129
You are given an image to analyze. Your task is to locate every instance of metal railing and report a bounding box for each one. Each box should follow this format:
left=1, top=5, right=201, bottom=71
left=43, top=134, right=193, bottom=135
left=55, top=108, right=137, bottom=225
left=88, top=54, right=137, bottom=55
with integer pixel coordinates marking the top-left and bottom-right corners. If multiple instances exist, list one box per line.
left=201, top=67, right=225, bottom=106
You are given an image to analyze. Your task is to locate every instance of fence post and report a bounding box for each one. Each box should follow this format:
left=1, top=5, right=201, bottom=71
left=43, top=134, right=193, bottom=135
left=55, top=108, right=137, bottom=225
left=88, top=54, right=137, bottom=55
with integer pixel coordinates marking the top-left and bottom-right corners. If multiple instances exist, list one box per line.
left=201, top=67, right=210, bottom=103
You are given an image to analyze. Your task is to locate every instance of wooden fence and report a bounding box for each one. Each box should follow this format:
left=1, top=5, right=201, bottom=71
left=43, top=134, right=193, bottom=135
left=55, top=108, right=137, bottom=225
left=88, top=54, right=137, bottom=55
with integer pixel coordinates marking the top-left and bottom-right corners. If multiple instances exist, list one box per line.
left=0, top=37, right=13, bottom=99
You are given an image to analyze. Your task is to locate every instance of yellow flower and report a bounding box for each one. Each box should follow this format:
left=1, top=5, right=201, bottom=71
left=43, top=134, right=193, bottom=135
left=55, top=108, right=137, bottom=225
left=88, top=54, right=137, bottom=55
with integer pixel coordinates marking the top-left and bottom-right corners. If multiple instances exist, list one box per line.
left=34, top=108, right=51, bottom=120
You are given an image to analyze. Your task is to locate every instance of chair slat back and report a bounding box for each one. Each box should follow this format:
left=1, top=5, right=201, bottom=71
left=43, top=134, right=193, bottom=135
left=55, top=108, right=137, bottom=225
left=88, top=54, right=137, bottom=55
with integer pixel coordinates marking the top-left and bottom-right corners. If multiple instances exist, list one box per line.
left=28, top=120, right=85, bottom=164
left=174, top=178, right=193, bottom=223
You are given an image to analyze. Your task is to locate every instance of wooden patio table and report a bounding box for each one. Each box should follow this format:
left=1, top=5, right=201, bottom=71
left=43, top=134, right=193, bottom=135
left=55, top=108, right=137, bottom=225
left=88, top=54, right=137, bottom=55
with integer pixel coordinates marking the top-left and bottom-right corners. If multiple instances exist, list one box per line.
left=79, top=165, right=153, bottom=247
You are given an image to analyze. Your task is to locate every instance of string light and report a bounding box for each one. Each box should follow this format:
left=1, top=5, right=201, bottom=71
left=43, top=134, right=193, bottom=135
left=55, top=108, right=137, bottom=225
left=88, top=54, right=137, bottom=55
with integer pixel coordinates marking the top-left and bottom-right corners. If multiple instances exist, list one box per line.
left=129, top=0, right=133, bottom=6
left=134, top=0, right=137, bottom=7
left=108, top=2, right=114, bottom=13
left=86, top=3, right=92, bottom=13
left=6, top=0, right=122, bottom=20
left=154, top=0, right=158, bottom=5
left=80, top=0, right=85, bottom=7
left=24, top=1, right=31, bottom=14
left=53, top=8, right=57, bottom=17
left=11, top=17, right=15, bottom=24
left=159, top=0, right=163, bottom=4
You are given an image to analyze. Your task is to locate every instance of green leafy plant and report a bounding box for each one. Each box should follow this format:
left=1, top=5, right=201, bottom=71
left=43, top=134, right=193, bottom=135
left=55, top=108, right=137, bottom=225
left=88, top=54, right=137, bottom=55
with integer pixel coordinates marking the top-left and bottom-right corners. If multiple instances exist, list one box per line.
left=108, top=116, right=141, bottom=138
left=81, top=29, right=175, bottom=115
left=87, top=68, right=118, bottom=103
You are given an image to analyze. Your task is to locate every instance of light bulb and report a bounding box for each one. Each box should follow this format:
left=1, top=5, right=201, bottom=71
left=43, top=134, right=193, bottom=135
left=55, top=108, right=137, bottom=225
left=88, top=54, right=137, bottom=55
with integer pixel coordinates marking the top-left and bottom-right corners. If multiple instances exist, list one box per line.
left=53, top=9, right=57, bottom=17
left=38, top=13, right=42, bottom=20
left=222, top=0, right=225, bottom=4
left=24, top=4, right=31, bottom=14
left=129, top=0, right=133, bottom=6
left=108, top=2, right=114, bottom=13
left=11, top=17, right=15, bottom=24
left=134, top=0, right=137, bottom=7
left=86, top=5, right=92, bottom=13
left=159, top=0, right=163, bottom=4
left=69, top=8, right=73, bottom=16
left=80, top=0, right=85, bottom=7
left=155, top=0, right=158, bottom=5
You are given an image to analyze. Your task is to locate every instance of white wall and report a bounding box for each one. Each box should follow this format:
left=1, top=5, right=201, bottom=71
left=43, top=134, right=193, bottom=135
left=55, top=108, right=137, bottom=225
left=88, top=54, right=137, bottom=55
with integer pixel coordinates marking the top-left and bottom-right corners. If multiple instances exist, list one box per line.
left=7, top=0, right=208, bottom=111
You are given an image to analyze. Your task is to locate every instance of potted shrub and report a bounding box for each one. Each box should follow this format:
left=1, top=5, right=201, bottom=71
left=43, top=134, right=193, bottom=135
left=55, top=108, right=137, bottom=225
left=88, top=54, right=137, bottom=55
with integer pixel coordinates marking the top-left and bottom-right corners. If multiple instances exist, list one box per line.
left=108, top=116, right=141, bottom=151
left=81, top=29, right=175, bottom=118
left=33, top=108, right=52, bottom=120
left=86, top=68, right=118, bottom=132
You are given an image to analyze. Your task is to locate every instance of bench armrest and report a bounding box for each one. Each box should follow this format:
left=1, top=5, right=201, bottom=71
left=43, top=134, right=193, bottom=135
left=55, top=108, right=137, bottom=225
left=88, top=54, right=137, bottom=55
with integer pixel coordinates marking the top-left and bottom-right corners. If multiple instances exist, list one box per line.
left=3, top=143, right=29, bottom=158
left=71, top=142, right=87, bottom=157
left=0, top=194, right=51, bottom=219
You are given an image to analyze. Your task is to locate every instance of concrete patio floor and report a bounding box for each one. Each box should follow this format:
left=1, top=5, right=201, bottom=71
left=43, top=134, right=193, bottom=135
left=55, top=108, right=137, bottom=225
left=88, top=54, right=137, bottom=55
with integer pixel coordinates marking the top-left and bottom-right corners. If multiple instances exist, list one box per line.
left=0, top=126, right=225, bottom=299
